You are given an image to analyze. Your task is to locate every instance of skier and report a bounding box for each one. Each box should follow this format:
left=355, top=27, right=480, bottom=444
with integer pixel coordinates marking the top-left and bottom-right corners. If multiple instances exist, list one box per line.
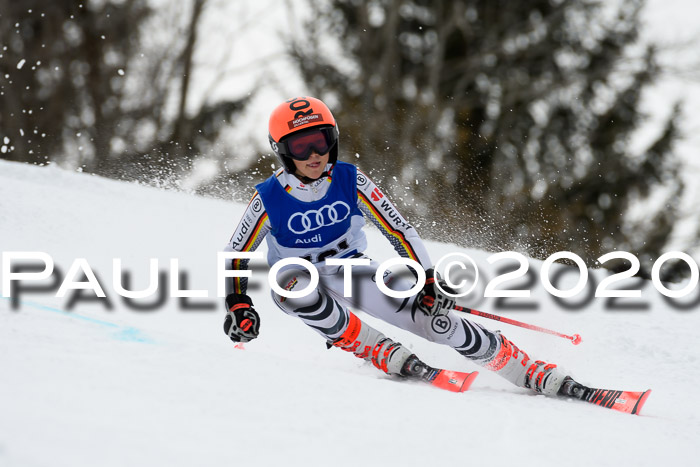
left=222, top=96, right=585, bottom=398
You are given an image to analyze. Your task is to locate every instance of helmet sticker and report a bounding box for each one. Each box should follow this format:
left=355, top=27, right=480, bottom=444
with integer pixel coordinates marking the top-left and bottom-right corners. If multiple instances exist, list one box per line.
left=286, top=98, right=324, bottom=130
left=288, top=113, right=324, bottom=130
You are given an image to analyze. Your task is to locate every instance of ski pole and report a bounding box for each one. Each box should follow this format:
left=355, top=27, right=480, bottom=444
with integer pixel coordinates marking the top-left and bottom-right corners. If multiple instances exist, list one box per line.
left=451, top=305, right=582, bottom=345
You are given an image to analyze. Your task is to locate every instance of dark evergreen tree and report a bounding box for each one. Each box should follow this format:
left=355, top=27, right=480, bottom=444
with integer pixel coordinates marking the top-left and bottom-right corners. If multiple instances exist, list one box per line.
left=287, top=0, right=685, bottom=276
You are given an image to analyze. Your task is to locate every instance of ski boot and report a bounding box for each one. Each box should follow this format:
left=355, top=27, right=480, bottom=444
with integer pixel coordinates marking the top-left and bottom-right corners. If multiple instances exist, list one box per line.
left=480, top=333, right=568, bottom=396
left=331, top=311, right=413, bottom=375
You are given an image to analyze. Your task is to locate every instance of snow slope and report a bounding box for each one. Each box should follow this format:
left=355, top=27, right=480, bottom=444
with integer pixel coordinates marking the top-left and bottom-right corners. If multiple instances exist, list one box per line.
left=1, top=160, right=698, bottom=467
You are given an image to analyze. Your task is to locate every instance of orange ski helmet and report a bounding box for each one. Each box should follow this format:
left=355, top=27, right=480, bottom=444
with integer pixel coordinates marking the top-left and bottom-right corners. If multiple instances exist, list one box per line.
left=268, top=96, right=339, bottom=173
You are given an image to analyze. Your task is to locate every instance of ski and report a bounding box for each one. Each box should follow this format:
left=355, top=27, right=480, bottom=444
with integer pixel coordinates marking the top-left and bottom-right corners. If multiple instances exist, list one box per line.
left=422, top=367, right=479, bottom=393
left=401, top=356, right=478, bottom=392
left=559, top=377, right=652, bottom=415
left=406, top=368, right=650, bottom=410
left=580, top=387, right=652, bottom=415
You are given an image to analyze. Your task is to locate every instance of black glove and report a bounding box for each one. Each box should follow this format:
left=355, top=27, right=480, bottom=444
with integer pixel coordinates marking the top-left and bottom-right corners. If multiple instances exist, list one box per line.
left=223, top=293, right=260, bottom=343
left=415, top=268, right=457, bottom=316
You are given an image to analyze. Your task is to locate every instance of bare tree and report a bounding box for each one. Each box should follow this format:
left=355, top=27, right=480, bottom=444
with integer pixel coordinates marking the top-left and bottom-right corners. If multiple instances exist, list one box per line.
left=0, top=0, right=252, bottom=187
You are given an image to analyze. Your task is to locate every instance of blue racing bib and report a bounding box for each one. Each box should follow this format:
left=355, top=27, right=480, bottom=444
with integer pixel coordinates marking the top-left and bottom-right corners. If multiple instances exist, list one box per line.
left=256, top=161, right=363, bottom=251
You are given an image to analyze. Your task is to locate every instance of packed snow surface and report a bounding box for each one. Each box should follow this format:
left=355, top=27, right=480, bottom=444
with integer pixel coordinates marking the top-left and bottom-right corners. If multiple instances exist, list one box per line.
left=1, top=160, right=698, bottom=467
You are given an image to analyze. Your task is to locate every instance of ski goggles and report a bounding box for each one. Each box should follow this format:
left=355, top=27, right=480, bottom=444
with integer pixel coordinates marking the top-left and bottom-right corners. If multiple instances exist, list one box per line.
left=278, top=127, right=337, bottom=161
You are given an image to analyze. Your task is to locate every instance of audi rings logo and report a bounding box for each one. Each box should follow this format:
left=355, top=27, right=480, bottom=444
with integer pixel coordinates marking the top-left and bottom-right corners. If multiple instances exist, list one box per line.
left=288, top=201, right=351, bottom=234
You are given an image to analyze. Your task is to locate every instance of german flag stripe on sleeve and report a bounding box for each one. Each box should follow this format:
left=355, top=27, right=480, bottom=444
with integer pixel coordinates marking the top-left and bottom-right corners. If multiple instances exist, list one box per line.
left=233, top=276, right=244, bottom=294
left=358, top=190, right=418, bottom=261
left=241, top=212, right=268, bottom=253
left=232, top=211, right=268, bottom=293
